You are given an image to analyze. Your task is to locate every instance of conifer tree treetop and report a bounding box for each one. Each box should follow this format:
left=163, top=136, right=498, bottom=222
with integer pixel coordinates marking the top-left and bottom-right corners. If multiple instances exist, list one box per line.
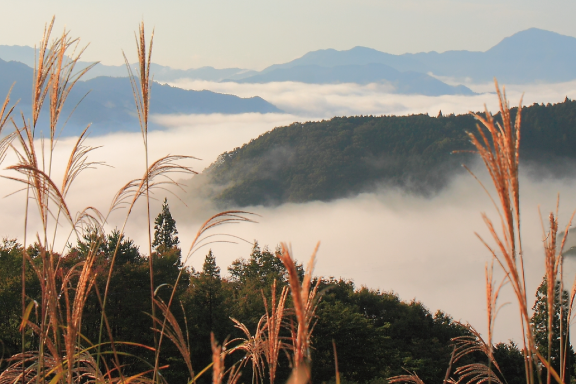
left=152, top=198, right=180, bottom=253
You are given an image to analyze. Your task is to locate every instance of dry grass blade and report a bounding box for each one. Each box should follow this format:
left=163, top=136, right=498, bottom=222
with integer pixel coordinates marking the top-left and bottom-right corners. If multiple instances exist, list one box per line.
left=60, top=257, right=100, bottom=381
left=538, top=201, right=576, bottom=384
left=262, top=281, right=289, bottom=384
left=286, top=364, right=311, bottom=384
left=388, top=371, right=427, bottom=384
left=149, top=209, right=256, bottom=384
left=226, top=317, right=266, bottom=383
left=32, top=17, right=58, bottom=129
left=225, top=363, right=242, bottom=384
left=109, top=155, right=197, bottom=214
left=46, top=29, right=96, bottom=142
left=332, top=340, right=340, bottom=384
left=151, top=298, right=194, bottom=381
left=465, top=80, right=539, bottom=384
left=101, top=154, right=197, bottom=359
left=211, top=333, right=225, bottom=384
left=0, top=352, right=57, bottom=384
left=0, top=84, right=19, bottom=176
left=484, top=261, right=507, bottom=359
left=542, top=208, right=560, bottom=384
left=2, top=18, right=112, bottom=384
left=451, top=324, right=504, bottom=381
left=72, top=206, right=106, bottom=236
left=60, top=127, right=104, bottom=199
left=4, top=163, right=75, bottom=233
left=122, top=22, right=153, bottom=142
left=0, top=85, right=18, bottom=162
left=277, top=243, right=320, bottom=371
left=122, top=23, right=157, bottom=380
left=0, top=349, right=110, bottom=384
left=184, top=211, right=257, bottom=262
left=454, top=363, right=503, bottom=384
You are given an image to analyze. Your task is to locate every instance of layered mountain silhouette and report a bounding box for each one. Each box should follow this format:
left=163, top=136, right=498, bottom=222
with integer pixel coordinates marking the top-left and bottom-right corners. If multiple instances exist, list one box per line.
left=0, top=58, right=280, bottom=136
left=248, top=28, right=576, bottom=84
left=0, top=45, right=257, bottom=82
left=231, top=63, right=474, bottom=95
left=1, top=27, right=573, bottom=135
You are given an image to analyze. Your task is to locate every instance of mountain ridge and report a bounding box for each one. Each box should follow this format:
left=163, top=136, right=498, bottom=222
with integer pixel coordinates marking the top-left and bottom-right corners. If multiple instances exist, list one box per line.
left=0, top=58, right=281, bottom=136
left=243, top=28, right=576, bottom=84
left=231, top=63, right=474, bottom=95
left=4, top=28, right=575, bottom=85
left=192, top=98, right=576, bottom=207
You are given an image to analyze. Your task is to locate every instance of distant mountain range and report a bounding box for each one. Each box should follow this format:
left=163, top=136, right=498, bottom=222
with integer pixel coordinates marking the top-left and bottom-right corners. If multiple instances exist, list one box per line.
left=5, top=27, right=572, bottom=89
left=0, top=27, right=574, bottom=134
left=231, top=63, right=474, bottom=96
left=0, top=45, right=474, bottom=96
left=244, top=28, right=576, bottom=85
left=0, top=58, right=280, bottom=136
left=0, top=45, right=258, bottom=82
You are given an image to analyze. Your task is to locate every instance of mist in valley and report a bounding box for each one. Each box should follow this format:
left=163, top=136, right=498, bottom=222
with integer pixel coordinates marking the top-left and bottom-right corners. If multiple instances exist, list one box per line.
left=169, top=78, right=576, bottom=117
left=0, top=80, right=575, bottom=348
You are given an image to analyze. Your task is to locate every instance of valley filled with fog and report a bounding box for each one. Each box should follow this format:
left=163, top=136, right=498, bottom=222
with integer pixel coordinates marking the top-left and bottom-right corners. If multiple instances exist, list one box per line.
left=1, top=79, right=576, bottom=346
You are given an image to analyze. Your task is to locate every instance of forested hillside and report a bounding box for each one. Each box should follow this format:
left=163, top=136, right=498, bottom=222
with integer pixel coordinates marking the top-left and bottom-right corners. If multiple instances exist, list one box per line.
left=200, top=98, right=576, bottom=207
left=0, top=220, right=526, bottom=384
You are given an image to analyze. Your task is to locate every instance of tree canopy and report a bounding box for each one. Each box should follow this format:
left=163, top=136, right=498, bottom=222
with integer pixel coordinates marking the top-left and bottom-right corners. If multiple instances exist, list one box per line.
left=194, top=98, right=576, bottom=207
left=152, top=197, right=180, bottom=253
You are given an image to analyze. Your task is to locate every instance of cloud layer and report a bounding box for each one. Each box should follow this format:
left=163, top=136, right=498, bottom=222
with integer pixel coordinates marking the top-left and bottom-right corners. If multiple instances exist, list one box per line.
left=168, top=79, right=576, bottom=118
left=1, top=80, right=576, bottom=347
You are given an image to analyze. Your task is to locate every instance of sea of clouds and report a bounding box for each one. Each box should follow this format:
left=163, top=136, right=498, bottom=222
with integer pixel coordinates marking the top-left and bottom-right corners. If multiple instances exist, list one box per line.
left=168, top=78, right=576, bottom=117
left=1, top=79, right=576, bottom=345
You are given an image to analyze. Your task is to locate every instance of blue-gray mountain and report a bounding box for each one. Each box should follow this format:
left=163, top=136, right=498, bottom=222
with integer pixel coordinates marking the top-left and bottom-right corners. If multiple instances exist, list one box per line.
left=0, top=45, right=257, bottom=81
left=252, top=28, right=576, bottom=84
left=0, top=58, right=280, bottom=136
left=229, top=63, right=474, bottom=96
left=4, top=28, right=571, bottom=89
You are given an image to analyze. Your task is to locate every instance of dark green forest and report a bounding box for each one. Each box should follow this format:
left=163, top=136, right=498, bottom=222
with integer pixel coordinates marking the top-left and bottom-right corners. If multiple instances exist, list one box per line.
left=198, top=98, right=576, bottom=207
left=0, top=201, right=564, bottom=384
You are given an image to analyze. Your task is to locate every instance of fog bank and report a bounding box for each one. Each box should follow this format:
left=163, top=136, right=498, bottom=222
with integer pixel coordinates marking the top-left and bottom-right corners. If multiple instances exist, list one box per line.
left=168, top=165, right=576, bottom=346
left=168, top=79, right=576, bottom=117
left=0, top=80, right=575, bottom=347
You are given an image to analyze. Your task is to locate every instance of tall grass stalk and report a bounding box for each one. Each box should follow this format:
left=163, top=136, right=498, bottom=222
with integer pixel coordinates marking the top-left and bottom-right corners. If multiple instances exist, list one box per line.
left=0, top=16, right=265, bottom=384
left=18, top=28, right=99, bottom=384
left=262, top=282, right=288, bottom=384
left=122, top=24, right=157, bottom=373
left=276, top=243, right=320, bottom=384
left=463, top=82, right=536, bottom=383
left=467, top=81, right=576, bottom=384
left=0, top=19, right=207, bottom=383
left=224, top=280, right=287, bottom=384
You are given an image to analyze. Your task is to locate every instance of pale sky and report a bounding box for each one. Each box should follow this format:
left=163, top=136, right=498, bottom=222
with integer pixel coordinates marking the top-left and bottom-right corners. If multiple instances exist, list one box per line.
left=2, top=0, right=576, bottom=70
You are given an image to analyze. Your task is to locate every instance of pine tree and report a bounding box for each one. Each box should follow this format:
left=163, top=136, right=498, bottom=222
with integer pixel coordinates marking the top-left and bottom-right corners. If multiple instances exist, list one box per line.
left=198, top=250, right=221, bottom=332
left=152, top=198, right=179, bottom=254
left=186, top=249, right=226, bottom=366
left=202, top=249, right=221, bottom=279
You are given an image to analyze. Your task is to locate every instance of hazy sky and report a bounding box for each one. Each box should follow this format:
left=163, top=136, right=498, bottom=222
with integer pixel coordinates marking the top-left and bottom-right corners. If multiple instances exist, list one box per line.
left=2, top=0, right=576, bottom=70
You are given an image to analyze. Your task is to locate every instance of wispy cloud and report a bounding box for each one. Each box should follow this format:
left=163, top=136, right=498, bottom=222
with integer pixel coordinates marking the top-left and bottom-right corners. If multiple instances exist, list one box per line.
left=168, top=79, right=576, bottom=118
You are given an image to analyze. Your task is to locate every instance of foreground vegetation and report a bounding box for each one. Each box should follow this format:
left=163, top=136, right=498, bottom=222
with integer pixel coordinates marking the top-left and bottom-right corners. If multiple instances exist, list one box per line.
left=0, top=199, right=568, bottom=384
left=0, top=17, right=574, bottom=384
left=0, top=220, right=484, bottom=383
